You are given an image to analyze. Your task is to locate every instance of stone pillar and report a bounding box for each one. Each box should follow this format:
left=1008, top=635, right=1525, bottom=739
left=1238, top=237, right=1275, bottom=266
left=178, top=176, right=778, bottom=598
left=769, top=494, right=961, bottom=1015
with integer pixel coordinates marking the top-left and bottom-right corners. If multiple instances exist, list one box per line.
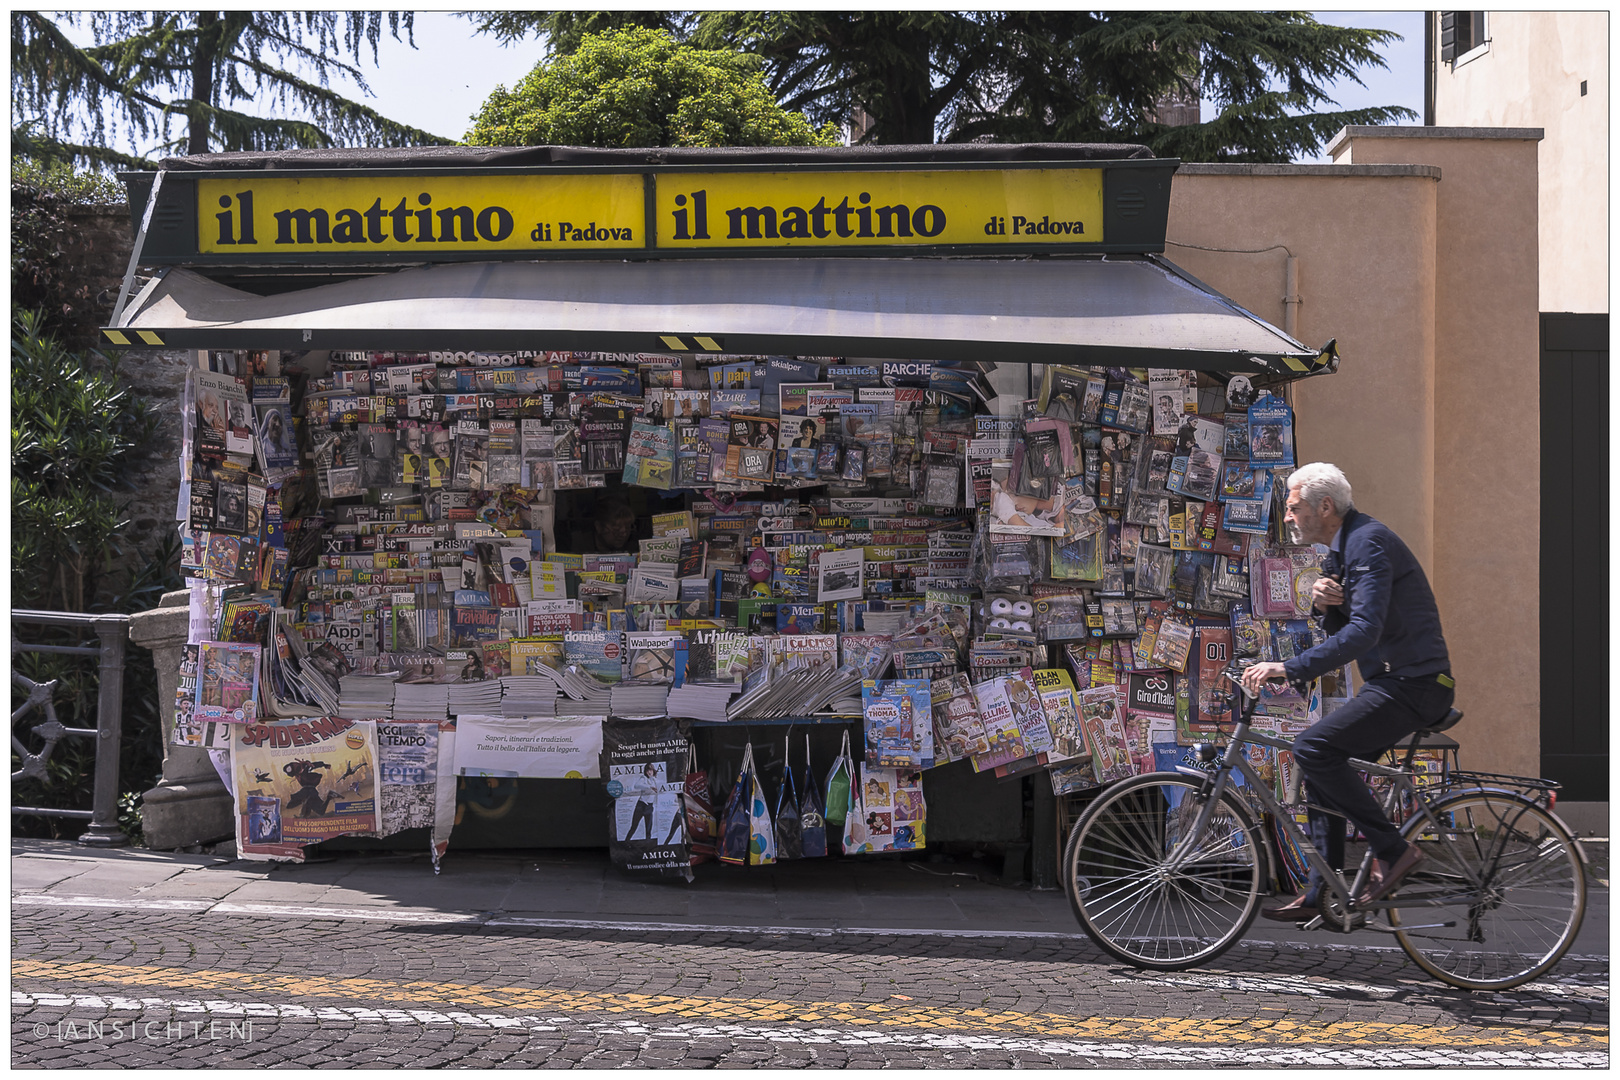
left=128, top=588, right=234, bottom=848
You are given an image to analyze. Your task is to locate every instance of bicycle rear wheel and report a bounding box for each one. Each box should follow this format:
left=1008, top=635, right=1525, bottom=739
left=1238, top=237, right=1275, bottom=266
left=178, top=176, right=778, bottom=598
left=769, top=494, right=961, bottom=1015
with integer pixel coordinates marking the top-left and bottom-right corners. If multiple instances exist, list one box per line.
left=1063, top=773, right=1264, bottom=970
left=1390, top=791, right=1586, bottom=990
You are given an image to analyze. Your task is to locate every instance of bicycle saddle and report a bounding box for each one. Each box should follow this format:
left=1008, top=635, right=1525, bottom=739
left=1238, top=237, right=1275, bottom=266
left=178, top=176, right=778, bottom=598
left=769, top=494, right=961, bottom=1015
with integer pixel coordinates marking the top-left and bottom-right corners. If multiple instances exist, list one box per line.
left=1418, top=708, right=1464, bottom=735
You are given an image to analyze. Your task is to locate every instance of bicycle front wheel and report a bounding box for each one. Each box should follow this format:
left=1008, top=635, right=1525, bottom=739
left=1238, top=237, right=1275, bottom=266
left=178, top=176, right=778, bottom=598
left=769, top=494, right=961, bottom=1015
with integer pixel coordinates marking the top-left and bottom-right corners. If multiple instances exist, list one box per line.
left=1390, top=791, right=1586, bottom=990
left=1063, top=773, right=1264, bottom=970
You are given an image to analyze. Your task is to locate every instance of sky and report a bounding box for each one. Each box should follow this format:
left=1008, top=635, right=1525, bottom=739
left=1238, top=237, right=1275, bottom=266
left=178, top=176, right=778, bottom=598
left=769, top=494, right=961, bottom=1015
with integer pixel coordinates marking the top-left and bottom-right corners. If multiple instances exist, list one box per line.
left=51, top=11, right=1426, bottom=163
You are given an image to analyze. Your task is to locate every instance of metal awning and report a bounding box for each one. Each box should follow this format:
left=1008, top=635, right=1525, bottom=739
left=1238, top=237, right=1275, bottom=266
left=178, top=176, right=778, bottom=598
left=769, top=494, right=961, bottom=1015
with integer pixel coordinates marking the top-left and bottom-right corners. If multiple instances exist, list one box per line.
left=107, top=254, right=1331, bottom=374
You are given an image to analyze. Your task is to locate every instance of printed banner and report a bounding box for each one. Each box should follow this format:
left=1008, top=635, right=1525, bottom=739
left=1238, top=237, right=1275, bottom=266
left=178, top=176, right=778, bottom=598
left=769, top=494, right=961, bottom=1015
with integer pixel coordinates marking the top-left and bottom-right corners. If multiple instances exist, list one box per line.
left=601, top=718, right=693, bottom=880
left=452, top=715, right=603, bottom=778
left=230, top=718, right=379, bottom=861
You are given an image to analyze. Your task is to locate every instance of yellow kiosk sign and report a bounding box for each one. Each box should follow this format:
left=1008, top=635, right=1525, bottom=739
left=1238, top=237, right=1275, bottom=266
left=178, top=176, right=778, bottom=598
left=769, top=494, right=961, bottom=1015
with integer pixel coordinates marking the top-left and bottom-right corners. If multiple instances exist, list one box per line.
left=198, top=174, right=645, bottom=253
left=195, top=166, right=1106, bottom=255
left=655, top=169, right=1103, bottom=249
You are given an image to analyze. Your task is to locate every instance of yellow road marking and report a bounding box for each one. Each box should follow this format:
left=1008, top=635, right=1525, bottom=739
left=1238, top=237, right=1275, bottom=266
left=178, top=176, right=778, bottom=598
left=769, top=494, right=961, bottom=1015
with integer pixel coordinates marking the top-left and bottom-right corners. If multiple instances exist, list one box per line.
left=11, top=959, right=1605, bottom=1048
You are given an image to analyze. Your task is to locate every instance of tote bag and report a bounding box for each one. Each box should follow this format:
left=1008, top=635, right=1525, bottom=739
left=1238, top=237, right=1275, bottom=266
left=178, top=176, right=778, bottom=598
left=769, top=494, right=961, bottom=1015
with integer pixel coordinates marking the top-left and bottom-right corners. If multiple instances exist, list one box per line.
left=824, top=729, right=855, bottom=827
left=799, top=734, right=828, bottom=858
left=774, top=735, right=804, bottom=860
left=744, top=742, right=777, bottom=866
left=683, top=743, right=718, bottom=865
left=718, top=747, right=752, bottom=866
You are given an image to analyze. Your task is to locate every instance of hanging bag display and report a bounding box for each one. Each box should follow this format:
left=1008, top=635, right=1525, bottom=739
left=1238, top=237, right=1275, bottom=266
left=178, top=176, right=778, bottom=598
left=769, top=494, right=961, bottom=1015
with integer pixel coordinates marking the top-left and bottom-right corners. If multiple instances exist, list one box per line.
left=743, top=741, right=777, bottom=866
left=774, top=734, right=804, bottom=860
left=719, top=747, right=752, bottom=866
left=824, top=728, right=854, bottom=828
left=841, top=756, right=869, bottom=854
left=799, top=733, right=828, bottom=858
left=683, top=743, right=718, bottom=865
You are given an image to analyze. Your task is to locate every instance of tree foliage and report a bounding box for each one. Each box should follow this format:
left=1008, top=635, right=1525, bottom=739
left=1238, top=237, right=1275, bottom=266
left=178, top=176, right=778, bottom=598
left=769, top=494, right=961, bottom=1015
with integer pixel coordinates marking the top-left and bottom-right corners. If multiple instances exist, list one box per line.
left=11, top=10, right=452, bottom=169
left=465, top=11, right=1415, bottom=160
left=465, top=26, right=840, bottom=149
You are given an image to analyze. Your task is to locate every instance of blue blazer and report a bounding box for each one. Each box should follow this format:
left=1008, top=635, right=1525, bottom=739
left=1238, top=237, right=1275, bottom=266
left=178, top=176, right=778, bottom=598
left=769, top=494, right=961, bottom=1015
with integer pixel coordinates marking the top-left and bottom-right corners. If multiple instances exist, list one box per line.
left=1282, top=508, right=1451, bottom=684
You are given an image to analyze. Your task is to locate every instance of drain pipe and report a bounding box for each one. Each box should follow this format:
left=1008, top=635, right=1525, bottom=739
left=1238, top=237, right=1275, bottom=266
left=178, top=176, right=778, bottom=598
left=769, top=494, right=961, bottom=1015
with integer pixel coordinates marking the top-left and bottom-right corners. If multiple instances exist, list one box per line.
left=1164, top=239, right=1298, bottom=339
left=1284, top=255, right=1301, bottom=338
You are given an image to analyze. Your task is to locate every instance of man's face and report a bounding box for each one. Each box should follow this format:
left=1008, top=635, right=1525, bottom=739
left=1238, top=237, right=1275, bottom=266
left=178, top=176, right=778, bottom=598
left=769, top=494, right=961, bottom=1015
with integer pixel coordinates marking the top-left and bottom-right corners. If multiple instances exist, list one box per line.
left=597, top=513, right=635, bottom=549
left=1284, top=482, right=1335, bottom=546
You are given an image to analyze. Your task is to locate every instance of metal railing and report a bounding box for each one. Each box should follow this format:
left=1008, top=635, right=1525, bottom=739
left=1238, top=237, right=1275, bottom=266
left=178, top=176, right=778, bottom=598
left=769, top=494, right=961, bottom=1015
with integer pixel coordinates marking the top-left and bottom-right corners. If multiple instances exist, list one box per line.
left=11, top=610, right=133, bottom=846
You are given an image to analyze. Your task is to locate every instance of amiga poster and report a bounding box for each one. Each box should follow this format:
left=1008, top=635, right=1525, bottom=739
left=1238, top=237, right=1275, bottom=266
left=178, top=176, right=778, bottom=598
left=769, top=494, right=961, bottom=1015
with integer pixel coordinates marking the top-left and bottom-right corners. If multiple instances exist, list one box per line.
left=230, top=718, right=378, bottom=862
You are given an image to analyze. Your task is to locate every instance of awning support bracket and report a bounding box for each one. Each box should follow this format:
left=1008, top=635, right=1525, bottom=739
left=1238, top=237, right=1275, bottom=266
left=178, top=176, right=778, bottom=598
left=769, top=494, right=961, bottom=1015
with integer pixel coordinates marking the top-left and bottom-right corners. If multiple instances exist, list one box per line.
left=107, top=170, right=164, bottom=334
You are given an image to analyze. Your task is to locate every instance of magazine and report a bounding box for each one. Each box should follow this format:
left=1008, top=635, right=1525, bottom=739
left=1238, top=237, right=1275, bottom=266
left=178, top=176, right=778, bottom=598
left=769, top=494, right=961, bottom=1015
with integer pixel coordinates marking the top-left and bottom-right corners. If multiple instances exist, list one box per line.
left=195, top=640, right=262, bottom=723
left=861, top=678, right=934, bottom=768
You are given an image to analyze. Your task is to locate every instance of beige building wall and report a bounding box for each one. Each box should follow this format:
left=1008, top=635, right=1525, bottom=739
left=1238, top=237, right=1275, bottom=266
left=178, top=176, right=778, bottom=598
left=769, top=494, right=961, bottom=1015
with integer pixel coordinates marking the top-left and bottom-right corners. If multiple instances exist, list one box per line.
left=1167, top=166, right=1440, bottom=567
left=1166, top=133, right=1541, bottom=778
left=1432, top=11, right=1608, bottom=313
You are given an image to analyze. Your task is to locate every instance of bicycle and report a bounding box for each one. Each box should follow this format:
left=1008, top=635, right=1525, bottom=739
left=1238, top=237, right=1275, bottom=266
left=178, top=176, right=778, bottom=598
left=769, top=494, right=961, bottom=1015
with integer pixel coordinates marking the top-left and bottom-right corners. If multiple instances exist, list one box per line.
left=1061, top=665, right=1589, bottom=990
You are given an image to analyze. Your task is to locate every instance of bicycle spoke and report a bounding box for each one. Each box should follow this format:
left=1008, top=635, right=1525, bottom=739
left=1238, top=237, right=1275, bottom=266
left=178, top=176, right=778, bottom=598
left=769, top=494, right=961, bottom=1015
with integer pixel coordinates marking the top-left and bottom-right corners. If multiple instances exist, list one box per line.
left=1392, top=793, right=1585, bottom=990
left=1065, top=776, right=1260, bottom=969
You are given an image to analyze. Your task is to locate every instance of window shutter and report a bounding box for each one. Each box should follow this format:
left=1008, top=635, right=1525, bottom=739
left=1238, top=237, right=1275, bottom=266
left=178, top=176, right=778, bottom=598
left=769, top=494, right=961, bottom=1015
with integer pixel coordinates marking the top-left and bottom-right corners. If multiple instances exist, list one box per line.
left=1439, top=11, right=1459, bottom=63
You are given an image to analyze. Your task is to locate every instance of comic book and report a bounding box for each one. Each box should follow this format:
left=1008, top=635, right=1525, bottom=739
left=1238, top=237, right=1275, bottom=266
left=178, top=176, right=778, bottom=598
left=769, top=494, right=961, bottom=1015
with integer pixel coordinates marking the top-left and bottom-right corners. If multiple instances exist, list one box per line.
left=930, top=672, right=990, bottom=759
left=1077, top=684, right=1133, bottom=783
left=967, top=674, right=1031, bottom=773
left=861, top=678, right=934, bottom=768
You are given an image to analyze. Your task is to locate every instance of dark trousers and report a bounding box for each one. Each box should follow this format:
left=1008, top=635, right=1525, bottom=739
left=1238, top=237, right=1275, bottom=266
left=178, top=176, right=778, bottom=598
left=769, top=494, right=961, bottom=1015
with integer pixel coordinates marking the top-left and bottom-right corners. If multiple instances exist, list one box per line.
left=1293, top=674, right=1454, bottom=903
left=628, top=799, right=655, bottom=841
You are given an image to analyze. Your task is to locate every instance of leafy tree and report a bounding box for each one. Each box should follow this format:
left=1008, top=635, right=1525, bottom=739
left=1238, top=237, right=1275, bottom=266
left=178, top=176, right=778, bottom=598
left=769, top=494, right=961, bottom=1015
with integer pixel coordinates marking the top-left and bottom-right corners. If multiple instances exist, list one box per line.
left=465, top=26, right=840, bottom=149
left=466, top=11, right=1415, bottom=161
left=11, top=10, right=452, bottom=170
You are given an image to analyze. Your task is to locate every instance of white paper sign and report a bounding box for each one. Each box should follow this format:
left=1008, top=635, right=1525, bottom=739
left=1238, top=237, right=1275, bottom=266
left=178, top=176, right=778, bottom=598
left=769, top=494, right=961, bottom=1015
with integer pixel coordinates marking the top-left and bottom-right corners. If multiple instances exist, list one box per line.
left=453, top=715, right=604, bottom=779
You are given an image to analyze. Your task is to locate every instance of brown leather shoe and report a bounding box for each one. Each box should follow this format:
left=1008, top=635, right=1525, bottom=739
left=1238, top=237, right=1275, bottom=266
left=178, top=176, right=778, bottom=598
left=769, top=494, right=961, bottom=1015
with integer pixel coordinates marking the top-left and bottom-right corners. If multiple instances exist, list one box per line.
left=1260, top=893, right=1319, bottom=922
left=1357, top=843, right=1425, bottom=905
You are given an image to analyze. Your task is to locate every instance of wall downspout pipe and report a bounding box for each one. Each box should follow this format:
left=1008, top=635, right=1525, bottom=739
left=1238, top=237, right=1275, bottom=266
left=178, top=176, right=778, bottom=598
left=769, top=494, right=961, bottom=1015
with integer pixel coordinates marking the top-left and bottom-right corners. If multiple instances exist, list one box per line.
left=1284, top=255, right=1301, bottom=338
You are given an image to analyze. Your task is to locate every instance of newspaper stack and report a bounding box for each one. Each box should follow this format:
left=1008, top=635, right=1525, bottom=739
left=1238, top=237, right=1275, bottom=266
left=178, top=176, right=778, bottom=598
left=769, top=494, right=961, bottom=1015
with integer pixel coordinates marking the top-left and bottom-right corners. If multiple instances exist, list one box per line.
left=609, top=683, right=671, bottom=719
left=725, top=660, right=865, bottom=721
left=448, top=679, right=503, bottom=715
left=337, top=673, right=399, bottom=719
left=664, top=682, right=739, bottom=723
left=499, top=676, right=558, bottom=718
left=534, top=664, right=614, bottom=717
left=859, top=610, right=910, bottom=634
left=392, top=681, right=450, bottom=721
left=260, top=610, right=341, bottom=717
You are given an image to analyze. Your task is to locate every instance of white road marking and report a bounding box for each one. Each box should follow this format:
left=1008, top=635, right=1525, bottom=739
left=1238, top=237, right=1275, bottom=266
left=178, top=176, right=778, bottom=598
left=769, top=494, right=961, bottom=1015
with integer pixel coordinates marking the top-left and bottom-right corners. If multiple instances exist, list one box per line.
left=13, top=992, right=1606, bottom=1067
left=12, top=893, right=1610, bottom=968
left=1112, top=970, right=1609, bottom=1004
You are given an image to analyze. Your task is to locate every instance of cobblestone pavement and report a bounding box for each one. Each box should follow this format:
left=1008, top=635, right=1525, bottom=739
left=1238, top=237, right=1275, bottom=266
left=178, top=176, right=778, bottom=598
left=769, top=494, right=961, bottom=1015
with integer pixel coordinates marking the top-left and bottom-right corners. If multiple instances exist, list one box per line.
left=12, top=905, right=1608, bottom=1068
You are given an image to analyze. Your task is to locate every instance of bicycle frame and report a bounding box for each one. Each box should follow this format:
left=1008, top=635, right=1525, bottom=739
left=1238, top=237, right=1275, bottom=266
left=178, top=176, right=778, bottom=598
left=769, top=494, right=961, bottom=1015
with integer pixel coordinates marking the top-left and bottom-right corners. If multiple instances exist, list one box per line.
left=1165, top=695, right=1471, bottom=927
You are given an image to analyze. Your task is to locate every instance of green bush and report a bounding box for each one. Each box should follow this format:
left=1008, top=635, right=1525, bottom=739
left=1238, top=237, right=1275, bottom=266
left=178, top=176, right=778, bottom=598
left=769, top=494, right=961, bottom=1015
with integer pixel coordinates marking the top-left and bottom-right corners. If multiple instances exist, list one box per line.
left=11, top=159, right=124, bottom=339
left=11, top=308, right=179, bottom=842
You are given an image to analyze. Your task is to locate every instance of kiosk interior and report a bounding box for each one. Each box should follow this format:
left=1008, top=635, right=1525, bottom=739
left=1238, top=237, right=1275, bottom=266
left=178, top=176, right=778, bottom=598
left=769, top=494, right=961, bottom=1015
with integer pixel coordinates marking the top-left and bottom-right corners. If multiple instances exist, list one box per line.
left=110, top=144, right=1375, bottom=885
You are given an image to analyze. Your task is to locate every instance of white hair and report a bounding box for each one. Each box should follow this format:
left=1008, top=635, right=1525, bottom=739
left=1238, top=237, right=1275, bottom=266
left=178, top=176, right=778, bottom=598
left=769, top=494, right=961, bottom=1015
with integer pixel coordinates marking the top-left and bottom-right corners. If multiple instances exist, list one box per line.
left=1289, top=462, right=1354, bottom=515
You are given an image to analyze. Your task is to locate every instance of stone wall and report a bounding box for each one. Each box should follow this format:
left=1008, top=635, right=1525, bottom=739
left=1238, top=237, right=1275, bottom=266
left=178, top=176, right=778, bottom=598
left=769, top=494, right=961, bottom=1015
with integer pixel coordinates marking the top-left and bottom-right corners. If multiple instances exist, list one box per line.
left=62, top=205, right=189, bottom=579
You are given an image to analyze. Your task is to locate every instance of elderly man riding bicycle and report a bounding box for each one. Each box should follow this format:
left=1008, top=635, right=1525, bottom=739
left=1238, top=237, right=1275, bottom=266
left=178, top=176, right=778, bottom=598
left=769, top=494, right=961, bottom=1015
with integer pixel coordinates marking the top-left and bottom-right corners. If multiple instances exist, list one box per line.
left=1240, top=462, right=1455, bottom=921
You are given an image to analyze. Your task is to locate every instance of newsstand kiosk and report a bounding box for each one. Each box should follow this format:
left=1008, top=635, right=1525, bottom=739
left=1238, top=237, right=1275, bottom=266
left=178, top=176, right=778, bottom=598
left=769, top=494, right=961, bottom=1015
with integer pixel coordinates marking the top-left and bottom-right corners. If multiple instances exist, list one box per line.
left=106, top=143, right=1342, bottom=887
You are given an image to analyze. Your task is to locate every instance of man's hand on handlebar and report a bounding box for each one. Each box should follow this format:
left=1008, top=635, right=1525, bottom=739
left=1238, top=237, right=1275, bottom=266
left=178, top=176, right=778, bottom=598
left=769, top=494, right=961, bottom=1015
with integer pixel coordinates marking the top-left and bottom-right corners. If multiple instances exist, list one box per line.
left=1239, top=661, right=1287, bottom=697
